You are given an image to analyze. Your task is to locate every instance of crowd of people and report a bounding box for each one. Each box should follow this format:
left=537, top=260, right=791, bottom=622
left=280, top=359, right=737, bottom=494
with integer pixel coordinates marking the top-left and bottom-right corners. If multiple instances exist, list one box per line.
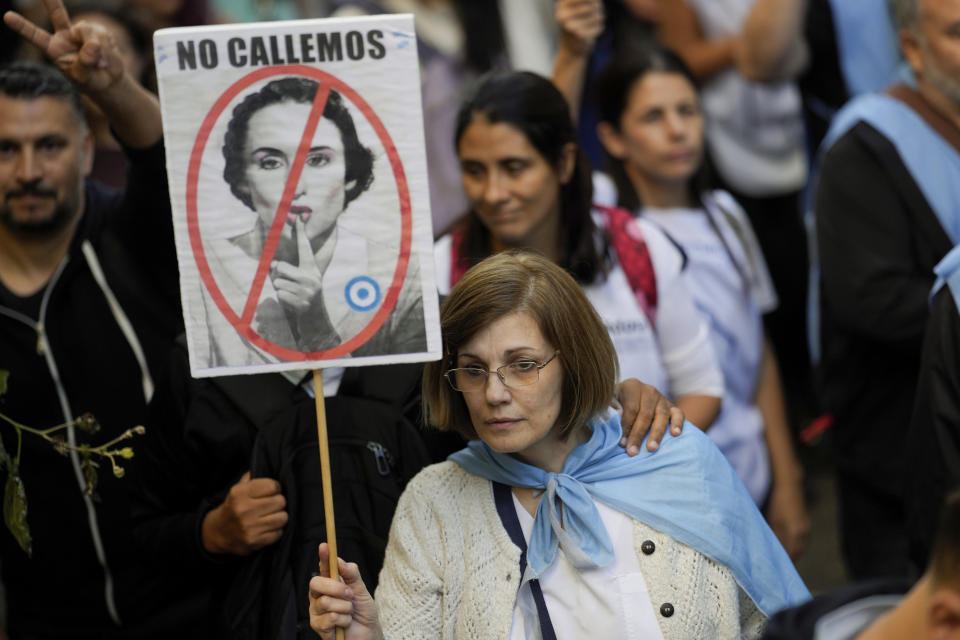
left=0, top=0, right=959, bottom=638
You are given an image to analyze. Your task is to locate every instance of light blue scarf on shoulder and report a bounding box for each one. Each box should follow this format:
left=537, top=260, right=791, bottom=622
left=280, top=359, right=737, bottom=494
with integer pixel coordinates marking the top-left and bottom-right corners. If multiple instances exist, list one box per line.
left=449, top=410, right=810, bottom=617
left=932, top=244, right=960, bottom=315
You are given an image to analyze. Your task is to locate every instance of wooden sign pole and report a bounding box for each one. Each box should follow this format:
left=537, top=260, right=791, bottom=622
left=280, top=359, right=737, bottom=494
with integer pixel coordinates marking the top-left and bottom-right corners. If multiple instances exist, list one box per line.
left=313, top=370, right=344, bottom=640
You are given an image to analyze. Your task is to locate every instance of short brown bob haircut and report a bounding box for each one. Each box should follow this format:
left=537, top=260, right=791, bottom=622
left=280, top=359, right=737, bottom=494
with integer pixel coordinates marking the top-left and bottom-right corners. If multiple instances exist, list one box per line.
left=423, top=250, right=619, bottom=440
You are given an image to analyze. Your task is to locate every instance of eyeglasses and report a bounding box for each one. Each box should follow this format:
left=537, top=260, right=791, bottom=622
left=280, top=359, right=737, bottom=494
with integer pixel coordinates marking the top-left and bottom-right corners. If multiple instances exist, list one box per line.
left=444, top=351, right=560, bottom=392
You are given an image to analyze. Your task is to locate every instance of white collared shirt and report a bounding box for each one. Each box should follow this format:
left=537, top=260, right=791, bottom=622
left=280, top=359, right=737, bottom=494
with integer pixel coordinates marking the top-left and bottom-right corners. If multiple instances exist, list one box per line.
left=508, top=497, right=665, bottom=640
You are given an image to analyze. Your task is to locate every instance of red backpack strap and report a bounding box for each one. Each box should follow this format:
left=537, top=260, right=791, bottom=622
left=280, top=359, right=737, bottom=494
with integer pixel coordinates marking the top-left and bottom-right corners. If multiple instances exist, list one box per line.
left=594, top=204, right=658, bottom=329
left=448, top=225, right=471, bottom=288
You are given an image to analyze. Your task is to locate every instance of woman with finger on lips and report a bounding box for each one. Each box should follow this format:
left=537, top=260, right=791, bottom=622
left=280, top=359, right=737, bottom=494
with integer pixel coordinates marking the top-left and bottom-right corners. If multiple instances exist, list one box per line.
left=199, top=76, right=427, bottom=368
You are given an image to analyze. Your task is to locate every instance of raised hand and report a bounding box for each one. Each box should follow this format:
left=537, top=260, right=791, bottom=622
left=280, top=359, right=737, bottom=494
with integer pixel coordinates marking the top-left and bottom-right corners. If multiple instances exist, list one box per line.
left=555, top=0, right=605, bottom=57
left=200, top=471, right=288, bottom=556
left=4, top=0, right=161, bottom=147
left=3, top=0, right=124, bottom=93
left=552, top=0, right=604, bottom=123
left=308, top=542, right=381, bottom=640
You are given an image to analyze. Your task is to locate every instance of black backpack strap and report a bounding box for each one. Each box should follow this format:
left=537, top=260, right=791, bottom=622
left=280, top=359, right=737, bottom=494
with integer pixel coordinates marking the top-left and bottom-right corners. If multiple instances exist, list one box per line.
left=492, top=482, right=557, bottom=640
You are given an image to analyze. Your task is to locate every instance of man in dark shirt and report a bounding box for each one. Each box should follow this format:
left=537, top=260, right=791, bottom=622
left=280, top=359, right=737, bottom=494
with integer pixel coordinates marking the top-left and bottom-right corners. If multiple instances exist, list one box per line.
left=812, top=0, right=958, bottom=579
left=908, top=255, right=960, bottom=569
left=0, top=1, right=181, bottom=636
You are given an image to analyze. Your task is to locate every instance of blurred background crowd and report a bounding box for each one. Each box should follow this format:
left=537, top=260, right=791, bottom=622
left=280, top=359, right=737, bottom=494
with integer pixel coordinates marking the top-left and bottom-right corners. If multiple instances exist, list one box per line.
left=1, top=0, right=959, bottom=638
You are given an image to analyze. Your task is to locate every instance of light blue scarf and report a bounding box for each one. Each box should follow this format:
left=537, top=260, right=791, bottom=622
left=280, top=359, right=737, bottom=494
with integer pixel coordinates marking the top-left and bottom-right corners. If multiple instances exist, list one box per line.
left=807, top=91, right=960, bottom=363
left=449, top=411, right=810, bottom=617
left=932, top=244, right=960, bottom=314
left=820, top=93, right=960, bottom=245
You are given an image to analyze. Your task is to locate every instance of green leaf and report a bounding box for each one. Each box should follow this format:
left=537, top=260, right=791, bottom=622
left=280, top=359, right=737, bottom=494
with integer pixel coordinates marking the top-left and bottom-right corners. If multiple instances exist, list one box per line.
left=3, top=466, right=31, bottom=557
left=0, top=369, right=7, bottom=395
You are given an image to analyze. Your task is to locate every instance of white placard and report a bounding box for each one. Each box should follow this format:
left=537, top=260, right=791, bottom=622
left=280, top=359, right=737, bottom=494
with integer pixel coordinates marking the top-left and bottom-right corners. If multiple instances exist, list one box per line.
left=155, top=15, right=441, bottom=377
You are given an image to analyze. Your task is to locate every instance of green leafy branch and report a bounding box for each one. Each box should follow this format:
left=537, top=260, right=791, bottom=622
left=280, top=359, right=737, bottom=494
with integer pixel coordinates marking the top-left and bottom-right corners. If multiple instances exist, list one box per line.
left=0, top=370, right=145, bottom=557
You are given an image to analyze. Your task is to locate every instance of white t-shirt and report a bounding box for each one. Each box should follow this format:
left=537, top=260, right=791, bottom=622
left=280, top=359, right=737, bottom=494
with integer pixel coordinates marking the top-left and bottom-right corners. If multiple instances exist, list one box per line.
left=433, top=221, right=723, bottom=401
left=508, top=497, right=665, bottom=640
left=642, top=192, right=778, bottom=504
left=582, top=216, right=722, bottom=398
left=595, top=174, right=779, bottom=501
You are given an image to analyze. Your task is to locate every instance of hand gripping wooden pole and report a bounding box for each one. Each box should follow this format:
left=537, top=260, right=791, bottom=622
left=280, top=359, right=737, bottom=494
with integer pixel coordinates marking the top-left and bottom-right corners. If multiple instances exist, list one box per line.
left=313, top=370, right=344, bottom=640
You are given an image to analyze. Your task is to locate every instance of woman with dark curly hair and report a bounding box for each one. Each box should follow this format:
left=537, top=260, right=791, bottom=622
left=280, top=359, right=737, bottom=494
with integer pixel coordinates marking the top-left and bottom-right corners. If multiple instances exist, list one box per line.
left=200, top=76, right=426, bottom=366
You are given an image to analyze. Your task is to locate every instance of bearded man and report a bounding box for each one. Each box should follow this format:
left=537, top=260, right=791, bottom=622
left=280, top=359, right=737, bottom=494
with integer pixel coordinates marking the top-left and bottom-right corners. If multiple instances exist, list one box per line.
left=812, top=0, right=960, bottom=581
left=0, top=1, right=181, bottom=636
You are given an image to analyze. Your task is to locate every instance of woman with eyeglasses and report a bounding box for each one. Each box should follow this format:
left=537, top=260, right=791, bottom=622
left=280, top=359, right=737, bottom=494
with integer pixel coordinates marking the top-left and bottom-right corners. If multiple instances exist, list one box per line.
left=308, top=251, right=808, bottom=639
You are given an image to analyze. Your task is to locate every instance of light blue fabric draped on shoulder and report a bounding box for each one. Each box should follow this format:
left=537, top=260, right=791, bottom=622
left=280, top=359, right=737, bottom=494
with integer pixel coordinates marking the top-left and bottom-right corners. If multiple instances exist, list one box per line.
left=819, top=93, right=960, bottom=244
left=932, top=244, right=960, bottom=314
left=449, top=410, right=810, bottom=617
left=807, top=92, right=960, bottom=362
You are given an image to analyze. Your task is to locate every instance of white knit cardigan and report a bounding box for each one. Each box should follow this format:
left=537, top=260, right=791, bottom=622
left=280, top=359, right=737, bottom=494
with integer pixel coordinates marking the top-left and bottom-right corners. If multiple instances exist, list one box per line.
left=374, top=461, right=767, bottom=639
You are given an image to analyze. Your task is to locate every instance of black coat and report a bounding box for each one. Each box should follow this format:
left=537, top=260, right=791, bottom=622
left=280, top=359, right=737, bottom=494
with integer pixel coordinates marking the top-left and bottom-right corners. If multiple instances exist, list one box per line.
left=131, top=341, right=462, bottom=638
left=815, top=120, right=953, bottom=493
left=0, top=142, right=182, bottom=637
left=908, top=287, right=960, bottom=566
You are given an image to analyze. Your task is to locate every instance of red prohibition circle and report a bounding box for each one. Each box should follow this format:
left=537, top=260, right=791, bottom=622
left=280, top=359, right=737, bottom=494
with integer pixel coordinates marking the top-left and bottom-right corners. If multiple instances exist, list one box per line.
left=186, top=65, right=412, bottom=361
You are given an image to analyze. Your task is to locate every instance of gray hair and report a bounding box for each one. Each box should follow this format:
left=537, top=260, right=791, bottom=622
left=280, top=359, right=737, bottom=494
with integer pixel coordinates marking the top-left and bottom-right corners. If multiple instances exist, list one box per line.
left=889, top=0, right=920, bottom=32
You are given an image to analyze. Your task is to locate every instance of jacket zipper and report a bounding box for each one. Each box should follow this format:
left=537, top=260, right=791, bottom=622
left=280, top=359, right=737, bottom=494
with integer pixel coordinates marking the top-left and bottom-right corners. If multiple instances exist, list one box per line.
left=284, top=439, right=394, bottom=477
left=365, top=442, right=393, bottom=476
left=0, top=254, right=123, bottom=626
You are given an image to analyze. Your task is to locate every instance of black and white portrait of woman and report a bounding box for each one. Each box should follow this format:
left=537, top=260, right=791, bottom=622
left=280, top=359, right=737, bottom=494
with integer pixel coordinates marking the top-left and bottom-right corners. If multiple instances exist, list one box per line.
left=196, top=75, right=428, bottom=369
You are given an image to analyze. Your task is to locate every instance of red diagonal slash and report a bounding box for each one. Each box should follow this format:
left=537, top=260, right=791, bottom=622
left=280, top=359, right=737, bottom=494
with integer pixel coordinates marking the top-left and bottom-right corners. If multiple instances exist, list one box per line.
left=238, top=83, right=331, bottom=328
left=187, top=65, right=412, bottom=361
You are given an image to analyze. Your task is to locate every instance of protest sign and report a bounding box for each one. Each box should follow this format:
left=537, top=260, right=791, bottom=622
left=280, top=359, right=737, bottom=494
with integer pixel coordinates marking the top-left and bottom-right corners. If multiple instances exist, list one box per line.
left=156, top=17, right=442, bottom=619
left=155, top=14, right=441, bottom=378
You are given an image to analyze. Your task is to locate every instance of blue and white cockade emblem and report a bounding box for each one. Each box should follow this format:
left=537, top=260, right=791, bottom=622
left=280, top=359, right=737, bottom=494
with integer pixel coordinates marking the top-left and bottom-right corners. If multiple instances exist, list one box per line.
left=344, top=275, right=381, bottom=312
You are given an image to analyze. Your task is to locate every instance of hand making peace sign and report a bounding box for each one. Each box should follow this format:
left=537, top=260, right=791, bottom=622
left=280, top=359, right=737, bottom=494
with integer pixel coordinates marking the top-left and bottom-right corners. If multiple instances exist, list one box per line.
left=4, top=0, right=126, bottom=93
left=4, top=0, right=162, bottom=147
